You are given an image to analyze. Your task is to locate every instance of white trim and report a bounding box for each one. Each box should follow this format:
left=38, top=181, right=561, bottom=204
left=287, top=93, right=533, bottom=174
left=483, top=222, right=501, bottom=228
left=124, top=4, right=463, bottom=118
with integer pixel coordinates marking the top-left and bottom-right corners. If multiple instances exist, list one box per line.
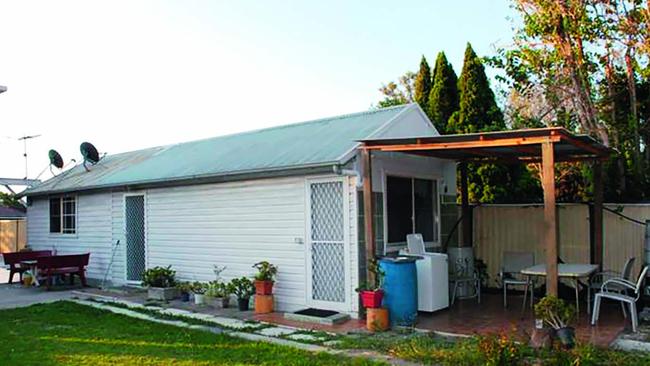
left=304, top=176, right=352, bottom=312
left=48, top=194, right=78, bottom=238
left=123, top=192, right=147, bottom=284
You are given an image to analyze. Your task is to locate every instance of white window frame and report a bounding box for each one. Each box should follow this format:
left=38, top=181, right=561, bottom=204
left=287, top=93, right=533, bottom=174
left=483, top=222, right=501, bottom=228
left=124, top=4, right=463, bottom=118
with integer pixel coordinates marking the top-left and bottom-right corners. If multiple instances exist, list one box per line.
left=49, top=195, right=77, bottom=236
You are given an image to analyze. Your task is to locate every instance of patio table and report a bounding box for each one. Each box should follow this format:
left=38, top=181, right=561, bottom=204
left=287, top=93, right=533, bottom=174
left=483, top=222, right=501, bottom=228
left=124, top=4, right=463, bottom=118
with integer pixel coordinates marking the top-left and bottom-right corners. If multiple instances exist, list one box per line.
left=19, top=260, right=40, bottom=287
left=521, top=263, right=599, bottom=316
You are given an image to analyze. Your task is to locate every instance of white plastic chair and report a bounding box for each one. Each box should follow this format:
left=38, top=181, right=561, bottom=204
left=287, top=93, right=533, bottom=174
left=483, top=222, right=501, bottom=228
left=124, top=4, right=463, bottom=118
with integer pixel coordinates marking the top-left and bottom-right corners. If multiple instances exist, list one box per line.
left=499, top=251, right=534, bottom=310
left=591, top=265, right=648, bottom=332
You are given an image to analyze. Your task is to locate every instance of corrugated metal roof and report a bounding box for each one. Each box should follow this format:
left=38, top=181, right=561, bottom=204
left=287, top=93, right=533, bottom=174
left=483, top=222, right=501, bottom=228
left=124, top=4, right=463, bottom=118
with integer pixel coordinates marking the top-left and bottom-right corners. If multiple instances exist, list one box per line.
left=0, top=205, right=26, bottom=219
left=25, top=104, right=414, bottom=196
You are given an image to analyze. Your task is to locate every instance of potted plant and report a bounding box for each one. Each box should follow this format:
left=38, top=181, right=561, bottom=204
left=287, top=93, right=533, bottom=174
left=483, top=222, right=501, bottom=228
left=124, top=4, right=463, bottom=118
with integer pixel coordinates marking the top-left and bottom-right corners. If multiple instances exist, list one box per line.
left=218, top=282, right=233, bottom=308
left=176, top=281, right=192, bottom=302
left=205, top=280, right=221, bottom=307
left=355, top=259, right=385, bottom=308
left=231, top=277, right=255, bottom=311
left=252, top=261, right=278, bottom=295
left=191, top=281, right=207, bottom=305
left=142, top=266, right=178, bottom=301
left=534, top=295, right=577, bottom=348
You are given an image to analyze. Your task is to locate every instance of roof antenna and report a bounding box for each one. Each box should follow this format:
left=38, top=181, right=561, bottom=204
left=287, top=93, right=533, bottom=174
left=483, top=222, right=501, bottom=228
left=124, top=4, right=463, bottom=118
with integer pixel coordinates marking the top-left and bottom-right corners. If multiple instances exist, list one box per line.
left=80, top=142, right=100, bottom=172
left=17, top=134, right=41, bottom=179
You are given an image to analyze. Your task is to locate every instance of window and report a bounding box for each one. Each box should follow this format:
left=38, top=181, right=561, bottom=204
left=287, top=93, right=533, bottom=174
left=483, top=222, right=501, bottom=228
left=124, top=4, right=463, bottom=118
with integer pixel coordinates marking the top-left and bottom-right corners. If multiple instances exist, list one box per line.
left=386, top=176, right=439, bottom=246
left=49, top=196, right=76, bottom=234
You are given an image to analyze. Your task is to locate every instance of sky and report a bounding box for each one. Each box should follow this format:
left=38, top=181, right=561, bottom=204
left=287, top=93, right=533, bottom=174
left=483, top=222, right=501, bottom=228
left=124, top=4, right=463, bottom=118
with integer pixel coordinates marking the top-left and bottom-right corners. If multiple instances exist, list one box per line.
left=0, top=0, right=516, bottom=185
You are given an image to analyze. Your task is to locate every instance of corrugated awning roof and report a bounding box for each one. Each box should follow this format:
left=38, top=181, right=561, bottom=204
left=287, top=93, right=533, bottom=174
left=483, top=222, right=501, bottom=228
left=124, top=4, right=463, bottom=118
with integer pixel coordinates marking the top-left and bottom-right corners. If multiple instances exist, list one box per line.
left=360, top=127, right=610, bottom=162
left=24, top=104, right=422, bottom=196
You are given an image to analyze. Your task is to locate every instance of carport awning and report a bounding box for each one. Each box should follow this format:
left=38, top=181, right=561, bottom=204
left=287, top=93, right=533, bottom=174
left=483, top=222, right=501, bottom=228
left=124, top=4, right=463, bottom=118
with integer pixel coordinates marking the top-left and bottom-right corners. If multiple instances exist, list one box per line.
left=359, top=127, right=610, bottom=162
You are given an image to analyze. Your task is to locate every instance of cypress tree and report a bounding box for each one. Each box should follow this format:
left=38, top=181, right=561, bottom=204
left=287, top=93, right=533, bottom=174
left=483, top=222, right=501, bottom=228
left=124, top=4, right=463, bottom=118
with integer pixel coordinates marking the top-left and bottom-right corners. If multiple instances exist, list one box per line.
left=413, top=56, right=432, bottom=113
left=449, top=43, right=503, bottom=134
left=428, top=52, right=459, bottom=134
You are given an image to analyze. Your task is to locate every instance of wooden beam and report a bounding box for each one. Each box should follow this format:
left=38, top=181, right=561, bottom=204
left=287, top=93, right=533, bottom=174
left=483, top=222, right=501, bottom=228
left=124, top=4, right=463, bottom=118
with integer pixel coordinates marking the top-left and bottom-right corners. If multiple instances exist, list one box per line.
left=460, top=162, right=471, bottom=247
left=362, top=135, right=562, bottom=152
left=541, top=140, right=558, bottom=296
left=593, top=161, right=604, bottom=266
left=362, top=148, right=376, bottom=286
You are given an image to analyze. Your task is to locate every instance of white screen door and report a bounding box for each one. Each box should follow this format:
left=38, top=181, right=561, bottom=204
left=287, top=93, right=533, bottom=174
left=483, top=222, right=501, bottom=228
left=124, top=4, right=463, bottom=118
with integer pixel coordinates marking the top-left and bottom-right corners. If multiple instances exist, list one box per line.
left=306, top=178, right=349, bottom=311
left=125, top=194, right=146, bottom=282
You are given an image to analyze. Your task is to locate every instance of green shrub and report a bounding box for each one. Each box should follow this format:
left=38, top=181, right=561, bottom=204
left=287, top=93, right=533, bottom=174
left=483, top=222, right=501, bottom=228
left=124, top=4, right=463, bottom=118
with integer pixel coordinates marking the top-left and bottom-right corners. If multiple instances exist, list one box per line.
left=252, top=261, right=278, bottom=282
left=141, top=266, right=176, bottom=288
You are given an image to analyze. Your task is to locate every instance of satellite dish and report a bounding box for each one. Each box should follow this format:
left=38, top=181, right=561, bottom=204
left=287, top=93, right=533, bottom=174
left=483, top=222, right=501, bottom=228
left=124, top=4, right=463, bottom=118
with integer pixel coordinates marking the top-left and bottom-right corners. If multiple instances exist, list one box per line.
left=48, top=149, right=64, bottom=169
left=80, top=142, right=100, bottom=164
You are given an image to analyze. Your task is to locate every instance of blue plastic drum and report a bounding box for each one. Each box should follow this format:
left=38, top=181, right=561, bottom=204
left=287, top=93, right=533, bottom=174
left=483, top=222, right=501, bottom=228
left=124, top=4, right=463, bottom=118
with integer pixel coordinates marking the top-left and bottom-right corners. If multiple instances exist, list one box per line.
left=379, top=257, right=418, bottom=326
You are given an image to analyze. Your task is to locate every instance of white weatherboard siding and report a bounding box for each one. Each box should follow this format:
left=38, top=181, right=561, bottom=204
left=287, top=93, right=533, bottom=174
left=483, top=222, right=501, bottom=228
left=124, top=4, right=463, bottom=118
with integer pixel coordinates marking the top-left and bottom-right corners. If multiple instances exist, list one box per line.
left=27, top=193, right=113, bottom=280
left=143, top=177, right=307, bottom=311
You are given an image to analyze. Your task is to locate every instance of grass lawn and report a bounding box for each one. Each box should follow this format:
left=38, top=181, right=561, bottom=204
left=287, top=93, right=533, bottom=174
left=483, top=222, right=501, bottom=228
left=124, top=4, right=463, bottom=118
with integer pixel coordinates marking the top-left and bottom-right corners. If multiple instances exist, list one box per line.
left=0, top=301, right=379, bottom=366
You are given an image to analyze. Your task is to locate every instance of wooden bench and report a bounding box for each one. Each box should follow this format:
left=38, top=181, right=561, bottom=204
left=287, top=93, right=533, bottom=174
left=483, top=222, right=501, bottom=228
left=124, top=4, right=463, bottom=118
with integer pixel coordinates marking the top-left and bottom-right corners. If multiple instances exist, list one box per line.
left=1, top=250, right=53, bottom=284
left=37, top=253, right=90, bottom=290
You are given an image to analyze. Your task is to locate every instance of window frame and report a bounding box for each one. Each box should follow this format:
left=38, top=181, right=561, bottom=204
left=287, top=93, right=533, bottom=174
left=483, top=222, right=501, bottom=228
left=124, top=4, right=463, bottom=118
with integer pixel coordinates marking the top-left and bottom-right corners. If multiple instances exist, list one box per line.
left=49, top=195, right=77, bottom=235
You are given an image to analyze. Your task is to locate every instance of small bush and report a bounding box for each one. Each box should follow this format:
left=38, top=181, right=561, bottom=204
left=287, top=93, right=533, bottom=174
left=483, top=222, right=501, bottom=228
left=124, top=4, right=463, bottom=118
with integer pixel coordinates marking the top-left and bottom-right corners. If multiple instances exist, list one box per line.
left=141, top=266, right=176, bottom=288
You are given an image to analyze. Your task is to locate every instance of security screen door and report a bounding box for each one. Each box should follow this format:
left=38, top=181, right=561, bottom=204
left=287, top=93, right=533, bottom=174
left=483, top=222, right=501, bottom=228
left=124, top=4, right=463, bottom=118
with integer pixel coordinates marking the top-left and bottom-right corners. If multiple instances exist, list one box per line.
left=125, top=195, right=146, bottom=282
left=307, top=178, right=349, bottom=310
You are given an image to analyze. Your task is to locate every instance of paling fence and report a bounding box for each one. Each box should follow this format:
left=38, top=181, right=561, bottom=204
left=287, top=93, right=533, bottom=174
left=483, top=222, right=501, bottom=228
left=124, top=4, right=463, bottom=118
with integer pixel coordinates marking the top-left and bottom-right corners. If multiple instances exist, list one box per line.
left=0, top=219, right=26, bottom=254
left=472, top=204, right=649, bottom=288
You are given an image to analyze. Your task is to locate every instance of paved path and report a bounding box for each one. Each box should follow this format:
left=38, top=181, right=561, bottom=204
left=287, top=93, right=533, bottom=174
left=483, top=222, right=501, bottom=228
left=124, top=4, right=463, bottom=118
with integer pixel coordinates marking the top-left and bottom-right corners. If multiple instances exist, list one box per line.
left=0, top=284, right=74, bottom=309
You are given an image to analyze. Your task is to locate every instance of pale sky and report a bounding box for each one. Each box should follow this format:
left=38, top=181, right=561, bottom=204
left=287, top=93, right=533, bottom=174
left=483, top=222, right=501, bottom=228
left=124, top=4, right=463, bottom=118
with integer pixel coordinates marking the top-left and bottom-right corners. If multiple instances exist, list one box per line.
left=0, top=0, right=515, bottom=186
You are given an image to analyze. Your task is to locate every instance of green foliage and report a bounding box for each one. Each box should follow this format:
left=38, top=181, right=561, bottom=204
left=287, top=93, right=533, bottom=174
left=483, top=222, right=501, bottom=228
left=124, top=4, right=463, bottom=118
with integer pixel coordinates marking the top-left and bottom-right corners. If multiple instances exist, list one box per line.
left=534, top=295, right=576, bottom=330
left=355, top=259, right=385, bottom=292
left=414, top=56, right=432, bottom=113
left=190, top=281, right=207, bottom=294
left=0, top=301, right=377, bottom=365
left=448, top=43, right=504, bottom=134
left=141, top=266, right=176, bottom=288
left=428, top=52, right=459, bottom=133
left=0, top=192, right=25, bottom=210
left=252, top=261, right=278, bottom=282
left=376, top=71, right=416, bottom=108
left=230, top=276, right=255, bottom=299
left=175, top=281, right=192, bottom=294
left=205, top=280, right=232, bottom=298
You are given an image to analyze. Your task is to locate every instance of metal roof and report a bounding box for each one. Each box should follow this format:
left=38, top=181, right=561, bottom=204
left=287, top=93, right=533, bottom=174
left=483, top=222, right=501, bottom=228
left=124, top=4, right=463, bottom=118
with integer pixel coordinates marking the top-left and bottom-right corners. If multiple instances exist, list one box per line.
left=0, top=205, right=26, bottom=219
left=25, top=104, right=415, bottom=196
left=360, top=127, right=610, bottom=162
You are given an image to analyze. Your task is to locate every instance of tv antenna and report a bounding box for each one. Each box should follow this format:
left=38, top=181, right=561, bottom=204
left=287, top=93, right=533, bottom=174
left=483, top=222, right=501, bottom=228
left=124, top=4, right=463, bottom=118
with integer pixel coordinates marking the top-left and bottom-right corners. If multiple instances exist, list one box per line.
left=17, top=134, right=41, bottom=179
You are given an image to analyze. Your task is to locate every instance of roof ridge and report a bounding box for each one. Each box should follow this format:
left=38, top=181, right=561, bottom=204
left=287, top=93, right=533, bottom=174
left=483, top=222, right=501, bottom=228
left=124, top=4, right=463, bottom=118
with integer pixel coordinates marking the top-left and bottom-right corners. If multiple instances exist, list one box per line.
left=101, top=104, right=414, bottom=157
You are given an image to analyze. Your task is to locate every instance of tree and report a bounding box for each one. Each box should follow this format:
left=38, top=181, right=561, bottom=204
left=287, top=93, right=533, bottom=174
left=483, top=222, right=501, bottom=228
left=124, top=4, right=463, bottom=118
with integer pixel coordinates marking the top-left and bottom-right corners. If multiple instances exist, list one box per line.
left=376, top=71, right=416, bottom=108
left=448, top=43, right=504, bottom=134
left=414, top=56, right=432, bottom=114
left=428, top=52, right=459, bottom=133
left=0, top=192, right=25, bottom=210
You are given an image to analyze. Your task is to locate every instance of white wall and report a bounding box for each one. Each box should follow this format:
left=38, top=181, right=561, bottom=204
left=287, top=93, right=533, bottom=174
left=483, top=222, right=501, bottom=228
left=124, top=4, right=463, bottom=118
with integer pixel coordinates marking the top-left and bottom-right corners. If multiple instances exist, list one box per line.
left=27, top=192, right=113, bottom=280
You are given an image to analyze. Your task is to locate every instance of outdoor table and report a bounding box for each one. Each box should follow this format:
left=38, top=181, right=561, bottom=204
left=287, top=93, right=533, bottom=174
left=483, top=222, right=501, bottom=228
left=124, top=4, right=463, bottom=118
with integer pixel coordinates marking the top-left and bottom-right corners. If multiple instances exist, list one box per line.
left=19, top=260, right=40, bottom=287
left=520, top=263, right=599, bottom=316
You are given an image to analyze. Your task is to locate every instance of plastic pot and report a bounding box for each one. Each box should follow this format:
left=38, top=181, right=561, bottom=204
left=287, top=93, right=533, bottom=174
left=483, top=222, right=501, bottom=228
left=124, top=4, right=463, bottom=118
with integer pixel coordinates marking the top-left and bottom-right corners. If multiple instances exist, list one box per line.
left=221, top=296, right=230, bottom=308
left=360, top=290, right=384, bottom=308
left=180, top=292, right=190, bottom=302
left=555, top=327, right=576, bottom=348
left=194, top=293, right=205, bottom=305
left=237, top=298, right=250, bottom=311
left=366, top=307, right=389, bottom=332
left=254, top=280, right=274, bottom=295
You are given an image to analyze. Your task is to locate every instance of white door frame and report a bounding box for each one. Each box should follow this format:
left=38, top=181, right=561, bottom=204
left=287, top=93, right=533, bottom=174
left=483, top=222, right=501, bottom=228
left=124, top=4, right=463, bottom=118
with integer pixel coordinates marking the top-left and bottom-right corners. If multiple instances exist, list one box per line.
left=123, top=192, right=147, bottom=284
left=305, top=176, right=351, bottom=312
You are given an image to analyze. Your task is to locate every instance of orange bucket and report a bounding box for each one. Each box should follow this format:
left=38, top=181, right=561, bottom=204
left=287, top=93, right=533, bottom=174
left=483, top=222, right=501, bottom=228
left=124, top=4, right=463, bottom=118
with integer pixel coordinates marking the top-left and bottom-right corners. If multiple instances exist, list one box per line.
left=366, top=307, right=389, bottom=332
left=255, top=295, right=274, bottom=314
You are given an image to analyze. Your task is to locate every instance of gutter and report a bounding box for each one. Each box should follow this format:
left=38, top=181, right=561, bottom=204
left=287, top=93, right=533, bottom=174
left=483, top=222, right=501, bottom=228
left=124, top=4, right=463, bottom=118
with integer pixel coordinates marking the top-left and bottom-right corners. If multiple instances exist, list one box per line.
left=21, top=162, right=341, bottom=198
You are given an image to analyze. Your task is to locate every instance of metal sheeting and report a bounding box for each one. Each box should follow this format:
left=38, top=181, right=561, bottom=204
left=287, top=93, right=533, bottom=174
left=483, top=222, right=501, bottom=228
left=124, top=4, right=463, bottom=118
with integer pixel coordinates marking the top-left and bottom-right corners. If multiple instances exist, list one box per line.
left=473, top=204, right=590, bottom=288
left=473, top=204, right=649, bottom=288
left=603, top=205, right=649, bottom=278
left=26, top=104, right=414, bottom=196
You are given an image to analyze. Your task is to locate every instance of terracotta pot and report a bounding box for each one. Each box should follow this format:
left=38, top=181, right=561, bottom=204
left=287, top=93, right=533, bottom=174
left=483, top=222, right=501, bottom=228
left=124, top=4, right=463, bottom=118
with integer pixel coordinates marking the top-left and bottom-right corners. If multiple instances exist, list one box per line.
left=255, top=280, right=274, bottom=295
left=366, top=307, right=389, bottom=332
left=360, top=290, right=384, bottom=308
left=255, top=295, right=274, bottom=314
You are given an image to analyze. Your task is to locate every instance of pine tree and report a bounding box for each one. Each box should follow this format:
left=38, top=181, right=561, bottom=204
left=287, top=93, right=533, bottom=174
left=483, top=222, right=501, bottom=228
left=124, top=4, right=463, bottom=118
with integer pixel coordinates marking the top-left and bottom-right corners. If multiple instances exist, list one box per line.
left=449, top=43, right=503, bottom=134
left=413, top=56, right=431, bottom=113
left=428, top=52, right=459, bottom=134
